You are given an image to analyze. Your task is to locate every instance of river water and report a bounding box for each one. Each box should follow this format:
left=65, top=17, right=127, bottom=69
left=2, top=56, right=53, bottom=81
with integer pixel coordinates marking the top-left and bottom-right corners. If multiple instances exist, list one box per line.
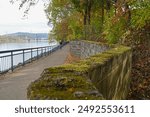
left=0, top=40, right=59, bottom=73
left=0, top=40, right=56, bottom=51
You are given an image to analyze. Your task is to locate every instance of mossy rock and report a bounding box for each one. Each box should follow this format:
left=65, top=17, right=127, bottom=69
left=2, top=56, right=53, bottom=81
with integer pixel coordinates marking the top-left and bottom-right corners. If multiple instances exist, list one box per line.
left=27, top=72, right=103, bottom=100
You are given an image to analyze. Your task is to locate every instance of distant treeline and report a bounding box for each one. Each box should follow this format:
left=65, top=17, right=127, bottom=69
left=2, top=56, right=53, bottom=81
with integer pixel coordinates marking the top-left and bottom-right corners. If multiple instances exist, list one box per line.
left=0, top=32, right=49, bottom=43
left=6, top=32, right=48, bottom=40
left=0, top=35, right=27, bottom=43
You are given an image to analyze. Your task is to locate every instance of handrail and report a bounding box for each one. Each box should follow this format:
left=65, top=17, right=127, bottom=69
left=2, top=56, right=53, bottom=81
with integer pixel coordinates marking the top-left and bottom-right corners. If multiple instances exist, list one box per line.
left=0, top=45, right=55, bottom=54
left=0, top=42, right=68, bottom=74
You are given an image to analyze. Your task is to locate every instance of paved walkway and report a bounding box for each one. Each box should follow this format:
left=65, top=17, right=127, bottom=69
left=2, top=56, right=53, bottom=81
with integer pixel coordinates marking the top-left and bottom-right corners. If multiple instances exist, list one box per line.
left=0, top=44, right=70, bottom=100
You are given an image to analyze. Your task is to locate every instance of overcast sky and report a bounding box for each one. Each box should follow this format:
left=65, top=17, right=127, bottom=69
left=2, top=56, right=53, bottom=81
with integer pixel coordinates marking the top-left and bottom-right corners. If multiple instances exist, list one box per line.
left=0, top=0, right=50, bottom=35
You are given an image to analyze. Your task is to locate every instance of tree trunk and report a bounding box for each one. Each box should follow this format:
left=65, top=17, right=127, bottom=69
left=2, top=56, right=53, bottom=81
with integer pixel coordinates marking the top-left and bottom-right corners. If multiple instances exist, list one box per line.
left=101, top=0, right=104, bottom=24
left=87, top=0, right=92, bottom=25
left=106, top=0, right=111, bottom=12
left=125, top=2, right=131, bottom=25
left=84, top=0, right=88, bottom=25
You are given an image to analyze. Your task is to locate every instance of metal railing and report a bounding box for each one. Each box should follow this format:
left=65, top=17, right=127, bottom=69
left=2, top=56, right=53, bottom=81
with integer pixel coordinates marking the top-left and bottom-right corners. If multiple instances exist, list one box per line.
left=0, top=42, right=68, bottom=74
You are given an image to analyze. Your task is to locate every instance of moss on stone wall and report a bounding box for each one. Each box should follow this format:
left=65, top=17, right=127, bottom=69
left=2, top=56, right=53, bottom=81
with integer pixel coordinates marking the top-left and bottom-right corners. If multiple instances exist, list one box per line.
left=27, top=66, right=103, bottom=100
left=27, top=41, right=131, bottom=100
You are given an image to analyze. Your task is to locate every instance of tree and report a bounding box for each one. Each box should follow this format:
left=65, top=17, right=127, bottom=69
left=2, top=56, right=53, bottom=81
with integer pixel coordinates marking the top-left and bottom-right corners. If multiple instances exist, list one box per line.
left=10, top=0, right=150, bottom=44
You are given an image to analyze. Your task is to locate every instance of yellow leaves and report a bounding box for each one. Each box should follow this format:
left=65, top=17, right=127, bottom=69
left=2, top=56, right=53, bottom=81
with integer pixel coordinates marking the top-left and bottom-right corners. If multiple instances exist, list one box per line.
left=68, top=88, right=75, bottom=93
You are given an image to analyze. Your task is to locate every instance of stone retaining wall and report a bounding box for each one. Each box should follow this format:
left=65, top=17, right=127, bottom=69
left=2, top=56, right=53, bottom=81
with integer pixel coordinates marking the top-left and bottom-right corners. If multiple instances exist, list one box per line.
left=70, top=40, right=110, bottom=58
left=27, top=40, right=132, bottom=100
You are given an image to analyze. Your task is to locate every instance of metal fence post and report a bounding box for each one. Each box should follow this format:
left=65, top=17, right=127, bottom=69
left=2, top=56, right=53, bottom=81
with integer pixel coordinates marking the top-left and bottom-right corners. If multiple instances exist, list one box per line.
left=11, top=51, right=13, bottom=71
left=23, top=50, right=25, bottom=65
left=48, top=47, right=49, bottom=55
left=37, top=48, right=39, bottom=59
left=41, top=48, right=43, bottom=57
left=31, top=49, right=33, bottom=62
left=49, top=47, right=51, bottom=54
left=45, top=47, right=46, bottom=56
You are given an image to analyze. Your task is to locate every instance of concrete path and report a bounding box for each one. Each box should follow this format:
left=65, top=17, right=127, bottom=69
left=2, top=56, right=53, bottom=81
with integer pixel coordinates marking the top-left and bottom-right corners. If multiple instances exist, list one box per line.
left=0, top=44, right=69, bottom=100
